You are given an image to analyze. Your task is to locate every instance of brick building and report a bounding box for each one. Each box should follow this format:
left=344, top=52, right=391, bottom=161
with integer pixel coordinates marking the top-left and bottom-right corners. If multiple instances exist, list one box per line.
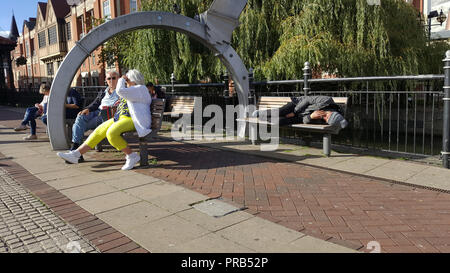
left=10, top=0, right=141, bottom=90
left=0, top=36, right=16, bottom=89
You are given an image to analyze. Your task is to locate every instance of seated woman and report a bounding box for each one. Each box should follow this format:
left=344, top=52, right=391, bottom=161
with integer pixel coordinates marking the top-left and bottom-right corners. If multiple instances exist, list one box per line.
left=14, top=83, right=50, bottom=140
left=57, top=69, right=152, bottom=171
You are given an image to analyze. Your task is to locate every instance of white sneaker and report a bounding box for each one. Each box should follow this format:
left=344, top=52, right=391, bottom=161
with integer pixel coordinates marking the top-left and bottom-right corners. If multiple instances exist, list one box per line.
left=23, top=134, right=37, bottom=140
left=57, top=151, right=80, bottom=164
left=121, top=153, right=140, bottom=170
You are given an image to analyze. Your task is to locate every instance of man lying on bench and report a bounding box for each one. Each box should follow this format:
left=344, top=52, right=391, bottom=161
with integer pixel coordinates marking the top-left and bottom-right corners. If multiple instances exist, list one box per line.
left=252, top=95, right=348, bottom=130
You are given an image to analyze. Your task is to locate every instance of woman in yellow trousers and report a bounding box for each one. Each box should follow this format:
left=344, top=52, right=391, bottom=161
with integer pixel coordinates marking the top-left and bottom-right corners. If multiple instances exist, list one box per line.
left=57, top=69, right=152, bottom=170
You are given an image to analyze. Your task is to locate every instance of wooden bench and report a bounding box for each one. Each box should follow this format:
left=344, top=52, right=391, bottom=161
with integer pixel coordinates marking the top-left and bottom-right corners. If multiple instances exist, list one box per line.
left=240, top=96, right=348, bottom=156
left=96, top=98, right=166, bottom=166
left=163, top=96, right=201, bottom=133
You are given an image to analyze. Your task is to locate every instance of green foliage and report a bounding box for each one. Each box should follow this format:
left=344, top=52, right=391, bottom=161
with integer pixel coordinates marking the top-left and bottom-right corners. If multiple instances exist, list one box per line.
left=264, top=0, right=448, bottom=79
left=99, top=0, right=448, bottom=83
left=118, top=0, right=221, bottom=84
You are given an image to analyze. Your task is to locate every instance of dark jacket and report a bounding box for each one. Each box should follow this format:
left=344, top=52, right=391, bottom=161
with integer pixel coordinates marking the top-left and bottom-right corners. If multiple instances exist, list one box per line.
left=87, top=88, right=109, bottom=112
left=154, top=86, right=166, bottom=99
left=291, top=96, right=343, bottom=124
left=66, top=89, right=83, bottom=119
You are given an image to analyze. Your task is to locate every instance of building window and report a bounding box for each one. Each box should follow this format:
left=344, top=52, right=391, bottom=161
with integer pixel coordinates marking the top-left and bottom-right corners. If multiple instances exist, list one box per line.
left=130, top=0, right=138, bottom=12
left=38, top=31, right=46, bottom=48
left=66, top=22, right=72, bottom=41
left=92, top=53, right=96, bottom=65
left=25, top=41, right=30, bottom=57
left=103, top=0, right=111, bottom=19
left=27, top=65, right=32, bottom=77
left=92, top=76, right=99, bottom=86
left=48, top=26, right=57, bottom=45
left=47, top=62, right=54, bottom=76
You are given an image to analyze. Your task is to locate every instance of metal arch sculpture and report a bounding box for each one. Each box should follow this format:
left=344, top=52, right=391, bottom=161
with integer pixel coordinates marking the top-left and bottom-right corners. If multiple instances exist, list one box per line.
left=48, top=0, right=249, bottom=150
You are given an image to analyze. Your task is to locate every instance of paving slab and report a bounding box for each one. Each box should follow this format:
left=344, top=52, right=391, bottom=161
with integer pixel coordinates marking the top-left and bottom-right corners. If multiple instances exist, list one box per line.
left=60, top=183, right=119, bottom=202
left=365, top=160, right=431, bottom=182
left=327, top=156, right=391, bottom=174
left=76, top=191, right=141, bottom=215
left=173, top=233, right=256, bottom=253
left=35, top=169, right=90, bottom=182
left=126, top=215, right=211, bottom=253
left=101, top=174, right=161, bottom=190
left=192, top=199, right=244, bottom=217
left=216, top=217, right=306, bottom=252
left=45, top=174, right=111, bottom=191
left=96, top=201, right=173, bottom=232
left=149, top=189, right=208, bottom=213
left=176, top=208, right=254, bottom=232
left=405, top=166, right=450, bottom=190
left=288, top=235, right=359, bottom=253
left=124, top=180, right=185, bottom=202
left=12, top=158, right=70, bottom=175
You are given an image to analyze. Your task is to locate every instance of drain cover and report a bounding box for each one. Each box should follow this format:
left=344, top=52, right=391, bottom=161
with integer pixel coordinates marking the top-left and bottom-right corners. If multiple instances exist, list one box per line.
left=191, top=199, right=244, bottom=218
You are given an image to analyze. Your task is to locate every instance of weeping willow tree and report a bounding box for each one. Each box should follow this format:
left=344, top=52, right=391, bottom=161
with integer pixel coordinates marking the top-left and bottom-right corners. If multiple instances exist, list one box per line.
left=117, top=0, right=221, bottom=83
left=118, top=0, right=303, bottom=83
left=263, top=0, right=448, bottom=80
left=231, top=0, right=303, bottom=79
left=102, top=0, right=448, bottom=83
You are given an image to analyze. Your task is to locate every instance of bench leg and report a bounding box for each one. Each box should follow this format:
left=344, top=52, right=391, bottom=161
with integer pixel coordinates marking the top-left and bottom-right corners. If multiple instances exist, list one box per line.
left=95, top=139, right=104, bottom=152
left=323, top=134, right=331, bottom=157
left=249, top=123, right=257, bottom=145
left=139, top=138, right=148, bottom=166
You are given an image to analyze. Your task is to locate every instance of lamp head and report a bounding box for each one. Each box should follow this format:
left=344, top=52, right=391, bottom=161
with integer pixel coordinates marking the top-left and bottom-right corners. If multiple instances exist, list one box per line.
left=437, top=9, right=447, bottom=25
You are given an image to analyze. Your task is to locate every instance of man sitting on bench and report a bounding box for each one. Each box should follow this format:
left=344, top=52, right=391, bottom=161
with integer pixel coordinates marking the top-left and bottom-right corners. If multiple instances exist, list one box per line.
left=253, top=95, right=348, bottom=129
left=68, top=71, right=120, bottom=162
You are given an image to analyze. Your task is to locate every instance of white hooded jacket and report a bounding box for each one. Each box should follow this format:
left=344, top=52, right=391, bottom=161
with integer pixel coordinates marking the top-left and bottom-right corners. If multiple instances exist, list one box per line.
left=116, top=77, right=152, bottom=137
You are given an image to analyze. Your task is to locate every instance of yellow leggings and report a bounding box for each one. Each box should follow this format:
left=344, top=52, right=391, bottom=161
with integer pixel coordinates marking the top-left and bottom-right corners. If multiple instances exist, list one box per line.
left=85, top=115, right=135, bottom=151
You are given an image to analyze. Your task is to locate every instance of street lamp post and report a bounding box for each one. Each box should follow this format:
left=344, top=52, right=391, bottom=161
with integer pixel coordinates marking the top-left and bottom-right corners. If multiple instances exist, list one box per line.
left=427, top=9, right=447, bottom=41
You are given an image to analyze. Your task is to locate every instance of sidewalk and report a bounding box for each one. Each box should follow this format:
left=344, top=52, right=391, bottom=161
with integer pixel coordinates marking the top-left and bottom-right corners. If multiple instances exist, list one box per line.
left=0, top=106, right=356, bottom=253
left=2, top=105, right=450, bottom=253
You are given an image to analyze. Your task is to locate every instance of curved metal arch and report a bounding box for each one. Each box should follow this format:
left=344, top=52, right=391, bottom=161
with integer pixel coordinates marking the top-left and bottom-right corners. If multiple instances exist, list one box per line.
left=48, top=11, right=249, bottom=150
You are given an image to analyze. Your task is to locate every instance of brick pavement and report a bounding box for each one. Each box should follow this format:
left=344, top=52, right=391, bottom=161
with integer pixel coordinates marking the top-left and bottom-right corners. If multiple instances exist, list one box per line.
left=0, top=168, right=98, bottom=253
left=90, top=138, right=450, bottom=253
left=3, top=106, right=450, bottom=253
left=0, top=108, right=148, bottom=253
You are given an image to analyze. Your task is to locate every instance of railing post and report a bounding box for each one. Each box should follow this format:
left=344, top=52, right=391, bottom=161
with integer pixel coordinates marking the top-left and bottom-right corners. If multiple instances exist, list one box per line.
left=442, top=50, right=450, bottom=168
left=248, top=67, right=254, bottom=104
left=303, top=62, right=311, bottom=96
left=170, top=72, right=176, bottom=95
left=223, top=70, right=229, bottom=97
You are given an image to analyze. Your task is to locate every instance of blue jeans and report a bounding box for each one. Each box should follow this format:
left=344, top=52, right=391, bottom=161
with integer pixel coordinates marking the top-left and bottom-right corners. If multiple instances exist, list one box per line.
left=21, top=107, right=39, bottom=135
left=71, top=110, right=103, bottom=144
left=41, top=115, right=47, bottom=125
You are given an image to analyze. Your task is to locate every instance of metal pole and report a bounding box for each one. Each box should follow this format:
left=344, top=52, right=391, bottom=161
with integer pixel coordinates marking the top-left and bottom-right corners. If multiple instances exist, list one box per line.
left=442, top=50, right=450, bottom=168
left=303, top=62, right=311, bottom=96
left=428, top=17, right=432, bottom=41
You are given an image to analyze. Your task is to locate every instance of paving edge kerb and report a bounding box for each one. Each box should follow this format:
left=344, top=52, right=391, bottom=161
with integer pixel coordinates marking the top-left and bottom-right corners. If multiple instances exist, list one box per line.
left=0, top=151, right=148, bottom=253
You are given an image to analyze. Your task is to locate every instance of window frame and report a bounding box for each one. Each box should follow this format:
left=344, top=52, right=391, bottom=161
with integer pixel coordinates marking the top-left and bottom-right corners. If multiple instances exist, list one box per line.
left=47, top=25, right=58, bottom=45
left=103, top=0, right=111, bottom=19
left=38, top=31, right=46, bottom=48
left=130, top=0, right=138, bottom=13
